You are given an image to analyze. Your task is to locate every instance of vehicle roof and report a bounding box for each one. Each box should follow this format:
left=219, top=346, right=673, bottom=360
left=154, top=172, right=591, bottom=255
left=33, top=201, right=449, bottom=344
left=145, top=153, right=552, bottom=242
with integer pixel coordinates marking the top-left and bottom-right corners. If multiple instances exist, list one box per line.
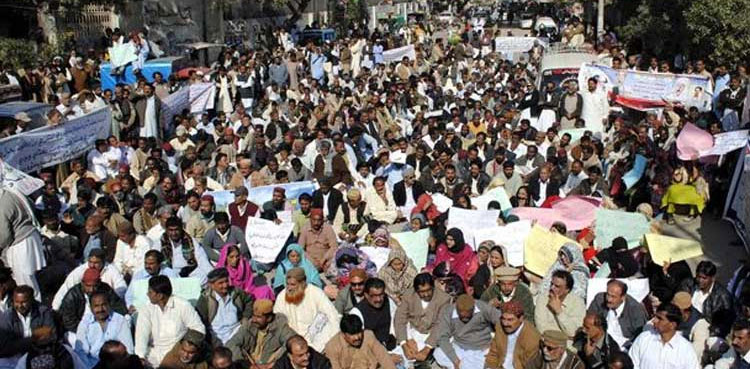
left=540, top=49, right=599, bottom=71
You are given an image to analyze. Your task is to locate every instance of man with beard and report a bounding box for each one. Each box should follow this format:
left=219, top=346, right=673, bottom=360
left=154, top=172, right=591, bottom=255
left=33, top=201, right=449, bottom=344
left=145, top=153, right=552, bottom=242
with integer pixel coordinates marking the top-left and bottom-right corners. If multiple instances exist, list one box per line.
left=74, top=292, right=133, bottom=367
left=273, top=268, right=340, bottom=352
left=324, top=314, right=396, bottom=369
left=226, top=299, right=297, bottom=368
left=186, top=195, right=216, bottom=239
left=159, top=330, right=209, bottom=369
left=59, top=268, right=127, bottom=333
left=159, top=216, right=213, bottom=284
left=524, top=330, right=584, bottom=369
left=350, top=278, right=398, bottom=351
left=429, top=294, right=501, bottom=369
left=125, top=250, right=177, bottom=311
left=485, top=300, right=541, bottom=369
left=334, top=268, right=368, bottom=315
left=273, top=335, right=331, bottom=369
left=394, top=273, right=452, bottom=365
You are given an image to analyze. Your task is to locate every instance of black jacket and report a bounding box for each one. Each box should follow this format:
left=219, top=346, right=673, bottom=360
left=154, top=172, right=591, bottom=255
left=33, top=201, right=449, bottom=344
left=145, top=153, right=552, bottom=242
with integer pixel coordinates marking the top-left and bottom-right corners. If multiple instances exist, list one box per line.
left=406, top=154, right=431, bottom=174
left=0, top=303, right=57, bottom=357
left=59, top=282, right=127, bottom=332
left=679, top=279, right=735, bottom=323
left=312, top=188, right=344, bottom=223
left=587, top=293, right=648, bottom=345
left=393, top=180, right=426, bottom=207
left=573, top=332, right=621, bottom=369
left=272, top=347, right=331, bottom=369
left=527, top=178, right=561, bottom=203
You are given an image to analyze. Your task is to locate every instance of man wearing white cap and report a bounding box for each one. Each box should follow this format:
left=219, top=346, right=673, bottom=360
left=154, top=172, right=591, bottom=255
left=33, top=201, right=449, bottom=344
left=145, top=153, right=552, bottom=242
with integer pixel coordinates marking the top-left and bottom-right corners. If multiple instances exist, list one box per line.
left=13, top=112, right=31, bottom=134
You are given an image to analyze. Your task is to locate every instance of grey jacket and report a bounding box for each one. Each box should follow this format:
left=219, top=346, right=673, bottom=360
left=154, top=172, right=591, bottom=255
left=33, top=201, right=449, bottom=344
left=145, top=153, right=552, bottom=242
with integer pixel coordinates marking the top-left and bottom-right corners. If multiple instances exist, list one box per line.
left=226, top=313, right=297, bottom=365
left=587, top=292, right=648, bottom=346
left=201, top=226, right=249, bottom=262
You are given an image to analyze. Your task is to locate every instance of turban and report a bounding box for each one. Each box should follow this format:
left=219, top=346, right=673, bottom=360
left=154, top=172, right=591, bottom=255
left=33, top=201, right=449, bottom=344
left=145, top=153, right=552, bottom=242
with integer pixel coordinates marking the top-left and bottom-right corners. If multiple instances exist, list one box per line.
left=82, top=268, right=100, bottom=284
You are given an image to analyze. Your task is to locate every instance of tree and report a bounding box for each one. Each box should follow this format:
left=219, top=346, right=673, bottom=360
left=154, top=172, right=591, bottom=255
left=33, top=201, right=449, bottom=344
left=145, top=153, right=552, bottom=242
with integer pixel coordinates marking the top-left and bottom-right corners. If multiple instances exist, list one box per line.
left=684, top=0, right=750, bottom=66
left=617, top=0, right=690, bottom=58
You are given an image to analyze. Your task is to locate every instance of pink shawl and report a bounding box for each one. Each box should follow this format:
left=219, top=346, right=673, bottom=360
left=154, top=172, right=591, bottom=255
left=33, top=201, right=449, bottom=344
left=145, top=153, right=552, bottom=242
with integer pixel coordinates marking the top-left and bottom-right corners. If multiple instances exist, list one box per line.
left=216, top=243, right=275, bottom=300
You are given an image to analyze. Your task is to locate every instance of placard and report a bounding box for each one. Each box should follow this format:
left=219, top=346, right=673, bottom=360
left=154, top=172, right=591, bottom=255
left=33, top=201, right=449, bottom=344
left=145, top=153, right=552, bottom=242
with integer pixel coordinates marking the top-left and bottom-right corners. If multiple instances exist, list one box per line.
left=645, top=233, right=704, bottom=265
left=245, top=217, right=293, bottom=263
left=391, top=229, right=430, bottom=270
left=472, top=220, right=532, bottom=266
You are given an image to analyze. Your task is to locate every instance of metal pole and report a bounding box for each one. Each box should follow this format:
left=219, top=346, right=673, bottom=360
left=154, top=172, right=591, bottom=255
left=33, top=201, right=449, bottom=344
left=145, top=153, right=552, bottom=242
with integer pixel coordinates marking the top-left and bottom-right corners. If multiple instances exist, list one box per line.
left=596, top=0, right=604, bottom=42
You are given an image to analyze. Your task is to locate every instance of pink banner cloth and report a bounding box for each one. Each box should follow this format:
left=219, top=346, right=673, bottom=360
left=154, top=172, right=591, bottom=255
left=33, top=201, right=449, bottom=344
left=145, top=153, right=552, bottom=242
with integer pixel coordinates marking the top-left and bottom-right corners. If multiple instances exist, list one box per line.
left=676, top=123, right=714, bottom=160
left=510, top=196, right=601, bottom=230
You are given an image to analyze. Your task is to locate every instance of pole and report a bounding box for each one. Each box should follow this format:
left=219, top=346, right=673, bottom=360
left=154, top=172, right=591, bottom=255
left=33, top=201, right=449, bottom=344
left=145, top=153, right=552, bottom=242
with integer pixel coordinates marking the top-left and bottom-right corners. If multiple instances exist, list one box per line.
left=596, top=0, right=604, bottom=43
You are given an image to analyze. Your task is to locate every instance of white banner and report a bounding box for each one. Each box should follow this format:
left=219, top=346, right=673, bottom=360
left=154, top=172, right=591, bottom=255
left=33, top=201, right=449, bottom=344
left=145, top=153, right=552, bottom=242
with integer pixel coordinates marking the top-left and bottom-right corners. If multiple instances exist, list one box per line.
left=494, top=37, right=547, bottom=53
left=447, top=207, right=500, bottom=248
left=245, top=217, right=293, bottom=263
left=699, top=130, right=749, bottom=157
left=472, top=220, right=532, bottom=266
left=160, top=86, right=189, bottom=130
left=382, top=44, right=416, bottom=64
left=108, top=43, right=138, bottom=69
left=189, top=82, right=216, bottom=114
left=0, top=107, right=111, bottom=173
left=0, top=160, right=44, bottom=195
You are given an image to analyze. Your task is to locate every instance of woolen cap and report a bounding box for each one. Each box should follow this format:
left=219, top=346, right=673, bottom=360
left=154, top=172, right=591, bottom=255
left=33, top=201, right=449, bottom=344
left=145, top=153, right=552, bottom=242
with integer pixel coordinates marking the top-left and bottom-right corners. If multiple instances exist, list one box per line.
left=253, top=299, right=274, bottom=315
left=494, top=266, right=521, bottom=281
left=542, top=330, right=568, bottom=346
left=672, top=291, right=692, bottom=310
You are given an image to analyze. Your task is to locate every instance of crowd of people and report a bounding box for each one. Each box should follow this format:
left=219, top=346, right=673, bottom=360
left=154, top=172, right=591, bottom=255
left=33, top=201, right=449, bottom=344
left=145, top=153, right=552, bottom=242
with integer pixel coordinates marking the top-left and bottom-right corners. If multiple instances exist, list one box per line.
left=0, top=1, right=749, bottom=369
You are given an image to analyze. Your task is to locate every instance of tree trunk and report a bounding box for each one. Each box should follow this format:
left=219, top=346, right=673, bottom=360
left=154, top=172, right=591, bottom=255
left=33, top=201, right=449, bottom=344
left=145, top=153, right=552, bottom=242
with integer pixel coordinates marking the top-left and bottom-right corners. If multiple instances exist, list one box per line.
left=36, top=1, right=58, bottom=47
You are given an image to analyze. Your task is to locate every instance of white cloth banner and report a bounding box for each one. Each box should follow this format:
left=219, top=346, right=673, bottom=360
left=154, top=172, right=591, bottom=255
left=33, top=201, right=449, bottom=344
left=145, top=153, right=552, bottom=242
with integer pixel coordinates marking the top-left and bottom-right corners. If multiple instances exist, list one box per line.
left=189, top=83, right=216, bottom=114
left=0, top=107, right=111, bottom=173
left=586, top=278, right=650, bottom=307
left=471, top=220, right=532, bottom=266
left=447, top=207, right=500, bottom=248
left=494, top=37, right=547, bottom=53
left=699, top=130, right=749, bottom=157
left=360, top=246, right=391, bottom=271
left=382, top=44, right=416, bottom=64
left=108, top=43, right=138, bottom=69
left=160, top=86, right=189, bottom=130
left=245, top=217, right=293, bottom=263
left=472, top=187, right=513, bottom=211
left=0, top=160, right=44, bottom=195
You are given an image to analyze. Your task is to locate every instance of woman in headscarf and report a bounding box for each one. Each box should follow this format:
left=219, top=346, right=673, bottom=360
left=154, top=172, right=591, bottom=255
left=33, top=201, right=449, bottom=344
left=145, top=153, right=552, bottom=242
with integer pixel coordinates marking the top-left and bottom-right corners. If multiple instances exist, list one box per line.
left=378, top=248, right=418, bottom=304
left=593, top=236, right=639, bottom=278
left=401, top=212, right=427, bottom=232
left=540, top=242, right=589, bottom=299
left=217, top=243, right=275, bottom=300
left=661, top=166, right=706, bottom=224
left=273, top=243, right=322, bottom=294
left=470, top=242, right=509, bottom=299
left=429, top=228, right=478, bottom=291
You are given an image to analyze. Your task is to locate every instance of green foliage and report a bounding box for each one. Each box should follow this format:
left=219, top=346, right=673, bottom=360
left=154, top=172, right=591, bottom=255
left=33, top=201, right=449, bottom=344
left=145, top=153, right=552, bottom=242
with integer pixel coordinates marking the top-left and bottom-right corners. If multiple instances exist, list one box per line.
left=618, top=0, right=750, bottom=66
left=684, top=0, right=750, bottom=66
left=0, top=37, right=65, bottom=68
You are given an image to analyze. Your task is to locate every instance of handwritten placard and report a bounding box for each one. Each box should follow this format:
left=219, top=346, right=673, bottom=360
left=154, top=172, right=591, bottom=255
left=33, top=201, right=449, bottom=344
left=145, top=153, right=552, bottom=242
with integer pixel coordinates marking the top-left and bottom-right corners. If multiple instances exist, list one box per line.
left=391, top=229, right=430, bottom=270
left=472, top=220, right=533, bottom=266
left=245, top=217, right=294, bottom=263
left=645, top=233, right=704, bottom=265
left=594, top=208, right=650, bottom=249
left=524, top=225, right=579, bottom=276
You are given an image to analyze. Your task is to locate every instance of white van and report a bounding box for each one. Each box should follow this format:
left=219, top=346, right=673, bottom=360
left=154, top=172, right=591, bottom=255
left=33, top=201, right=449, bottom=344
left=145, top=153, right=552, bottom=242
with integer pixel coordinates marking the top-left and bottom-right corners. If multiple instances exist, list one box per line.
left=536, top=45, right=601, bottom=90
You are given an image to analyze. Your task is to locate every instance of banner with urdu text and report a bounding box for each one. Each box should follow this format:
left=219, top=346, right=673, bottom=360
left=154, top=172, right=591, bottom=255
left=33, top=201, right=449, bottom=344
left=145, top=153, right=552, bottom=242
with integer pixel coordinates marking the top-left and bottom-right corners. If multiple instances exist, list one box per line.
left=578, top=63, right=712, bottom=111
left=0, top=107, right=112, bottom=173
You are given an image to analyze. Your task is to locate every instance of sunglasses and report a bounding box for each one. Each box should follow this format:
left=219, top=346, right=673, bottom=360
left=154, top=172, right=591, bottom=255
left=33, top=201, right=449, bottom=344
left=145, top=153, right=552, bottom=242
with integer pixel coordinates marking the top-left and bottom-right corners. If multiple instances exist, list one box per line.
left=350, top=282, right=365, bottom=287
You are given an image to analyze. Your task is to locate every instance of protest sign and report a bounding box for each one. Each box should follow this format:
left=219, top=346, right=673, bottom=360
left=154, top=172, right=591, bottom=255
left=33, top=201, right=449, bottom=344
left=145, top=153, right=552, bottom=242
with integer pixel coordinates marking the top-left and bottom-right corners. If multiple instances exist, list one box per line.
left=472, top=186, right=513, bottom=211
left=245, top=217, right=293, bottom=263
left=382, top=45, right=416, bottom=64
left=431, top=193, right=453, bottom=213
left=494, top=37, right=546, bottom=53
left=623, top=154, right=647, bottom=189
left=0, top=107, right=111, bottom=173
left=524, top=225, right=579, bottom=276
left=108, top=43, right=138, bottom=68
left=204, top=190, right=235, bottom=212
left=510, top=196, right=600, bottom=231
left=160, top=86, right=189, bottom=130
left=586, top=278, right=650, bottom=307
left=699, top=130, right=749, bottom=157
left=677, top=123, right=714, bottom=160
left=392, top=229, right=430, bottom=270
left=0, top=160, right=44, bottom=195
left=645, top=233, right=704, bottom=265
left=595, top=208, right=650, bottom=249
left=472, top=220, right=532, bottom=266
left=246, top=181, right=316, bottom=209
left=189, top=82, right=216, bottom=113
left=578, top=63, right=712, bottom=110
left=360, top=246, right=391, bottom=271
left=130, top=277, right=202, bottom=308
left=448, top=207, right=501, bottom=248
